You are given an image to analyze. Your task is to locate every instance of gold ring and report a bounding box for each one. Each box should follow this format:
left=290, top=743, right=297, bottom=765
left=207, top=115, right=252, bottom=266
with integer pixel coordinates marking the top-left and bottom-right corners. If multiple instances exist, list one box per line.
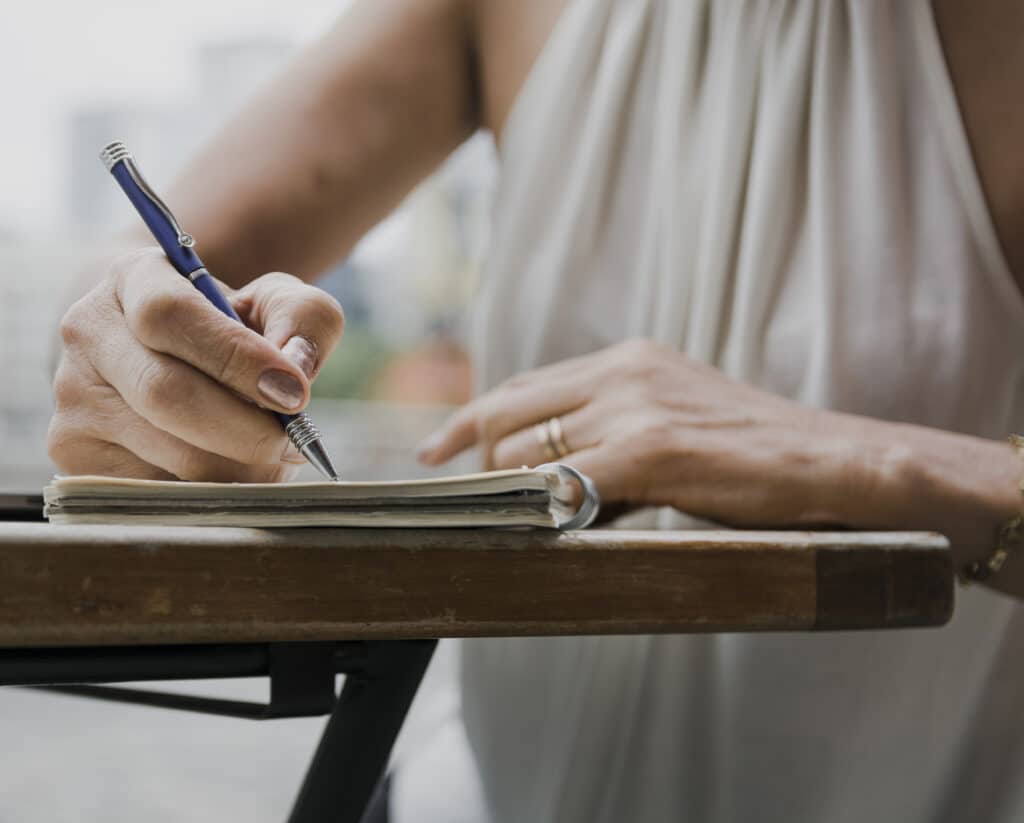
left=547, top=417, right=571, bottom=458
left=534, top=422, right=558, bottom=461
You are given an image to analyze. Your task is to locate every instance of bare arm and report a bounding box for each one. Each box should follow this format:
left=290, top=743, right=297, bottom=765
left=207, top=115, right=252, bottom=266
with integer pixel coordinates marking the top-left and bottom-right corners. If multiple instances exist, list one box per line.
left=150, top=0, right=479, bottom=286
left=50, top=0, right=479, bottom=482
left=63, top=0, right=479, bottom=317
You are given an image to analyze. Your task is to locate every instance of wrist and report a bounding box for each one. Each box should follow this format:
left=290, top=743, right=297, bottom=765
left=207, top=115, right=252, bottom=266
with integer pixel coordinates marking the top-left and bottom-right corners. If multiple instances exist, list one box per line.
left=808, top=414, right=913, bottom=528
left=834, top=415, right=1021, bottom=571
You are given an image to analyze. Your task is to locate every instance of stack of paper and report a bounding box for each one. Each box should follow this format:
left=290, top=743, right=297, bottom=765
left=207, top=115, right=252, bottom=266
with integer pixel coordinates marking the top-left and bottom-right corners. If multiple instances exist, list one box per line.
left=44, top=464, right=599, bottom=530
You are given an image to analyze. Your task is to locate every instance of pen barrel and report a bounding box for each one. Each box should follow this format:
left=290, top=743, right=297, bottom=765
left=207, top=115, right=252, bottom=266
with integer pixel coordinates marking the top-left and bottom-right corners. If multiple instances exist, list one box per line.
left=275, top=411, right=302, bottom=429
left=190, top=270, right=242, bottom=323
left=109, top=162, right=204, bottom=277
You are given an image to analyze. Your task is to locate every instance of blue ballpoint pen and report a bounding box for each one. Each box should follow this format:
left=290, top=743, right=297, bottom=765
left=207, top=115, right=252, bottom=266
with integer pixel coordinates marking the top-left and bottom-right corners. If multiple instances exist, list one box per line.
left=99, top=140, right=340, bottom=481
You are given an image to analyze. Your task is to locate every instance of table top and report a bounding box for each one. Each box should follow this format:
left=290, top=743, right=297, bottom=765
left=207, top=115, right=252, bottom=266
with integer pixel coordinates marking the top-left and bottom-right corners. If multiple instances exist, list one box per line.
left=0, top=523, right=954, bottom=647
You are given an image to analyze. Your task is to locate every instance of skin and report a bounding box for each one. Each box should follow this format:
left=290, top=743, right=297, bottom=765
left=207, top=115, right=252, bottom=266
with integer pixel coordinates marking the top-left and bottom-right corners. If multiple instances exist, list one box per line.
left=51, top=0, right=1024, bottom=597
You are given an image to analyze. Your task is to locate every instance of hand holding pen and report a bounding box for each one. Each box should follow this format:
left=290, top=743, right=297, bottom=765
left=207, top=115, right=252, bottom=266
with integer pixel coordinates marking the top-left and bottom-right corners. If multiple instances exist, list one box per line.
left=47, top=143, right=345, bottom=482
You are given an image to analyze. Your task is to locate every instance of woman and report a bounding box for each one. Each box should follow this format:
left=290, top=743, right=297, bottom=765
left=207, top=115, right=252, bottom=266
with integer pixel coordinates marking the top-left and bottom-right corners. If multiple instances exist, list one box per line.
left=51, top=1, right=1024, bottom=820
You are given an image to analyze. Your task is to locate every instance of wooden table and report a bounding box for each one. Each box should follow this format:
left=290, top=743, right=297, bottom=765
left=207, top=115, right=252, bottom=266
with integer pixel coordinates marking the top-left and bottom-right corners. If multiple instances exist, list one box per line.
left=0, top=522, right=954, bottom=822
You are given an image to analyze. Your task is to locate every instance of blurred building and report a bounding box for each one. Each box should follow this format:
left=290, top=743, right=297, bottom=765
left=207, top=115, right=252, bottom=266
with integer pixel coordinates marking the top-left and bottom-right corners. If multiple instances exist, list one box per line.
left=0, top=233, right=83, bottom=488
left=68, top=38, right=293, bottom=231
left=68, top=107, right=180, bottom=228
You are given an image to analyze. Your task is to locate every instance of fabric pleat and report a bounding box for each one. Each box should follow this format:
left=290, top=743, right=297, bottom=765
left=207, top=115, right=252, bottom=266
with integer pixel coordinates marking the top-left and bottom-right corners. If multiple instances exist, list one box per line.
left=462, top=2, right=1024, bottom=821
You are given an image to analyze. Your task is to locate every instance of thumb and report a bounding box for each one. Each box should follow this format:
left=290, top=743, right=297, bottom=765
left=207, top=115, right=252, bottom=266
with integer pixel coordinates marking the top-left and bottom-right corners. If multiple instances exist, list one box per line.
left=233, top=272, right=346, bottom=381
left=115, top=251, right=314, bottom=415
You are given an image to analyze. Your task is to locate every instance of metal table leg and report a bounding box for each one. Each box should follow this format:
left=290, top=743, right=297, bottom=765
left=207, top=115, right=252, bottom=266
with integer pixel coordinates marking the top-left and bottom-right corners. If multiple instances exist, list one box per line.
left=1, top=639, right=437, bottom=823
left=288, top=639, right=437, bottom=823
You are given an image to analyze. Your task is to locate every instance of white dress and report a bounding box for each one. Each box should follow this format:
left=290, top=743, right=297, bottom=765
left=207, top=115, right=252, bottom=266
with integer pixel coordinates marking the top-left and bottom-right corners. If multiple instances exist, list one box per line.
left=417, top=1, right=1024, bottom=821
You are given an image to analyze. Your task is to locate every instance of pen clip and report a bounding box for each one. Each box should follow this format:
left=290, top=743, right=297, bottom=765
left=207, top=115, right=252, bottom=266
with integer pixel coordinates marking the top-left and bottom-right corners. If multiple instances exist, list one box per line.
left=100, top=141, right=194, bottom=249
left=122, top=156, right=195, bottom=249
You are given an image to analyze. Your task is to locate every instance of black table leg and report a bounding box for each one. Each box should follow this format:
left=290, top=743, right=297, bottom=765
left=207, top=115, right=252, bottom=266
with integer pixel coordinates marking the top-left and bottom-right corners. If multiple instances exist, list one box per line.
left=288, top=639, right=437, bottom=823
left=0, top=638, right=437, bottom=823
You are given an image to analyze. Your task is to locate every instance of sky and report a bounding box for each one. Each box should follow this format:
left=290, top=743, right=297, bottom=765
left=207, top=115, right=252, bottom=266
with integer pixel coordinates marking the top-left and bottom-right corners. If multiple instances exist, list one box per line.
left=0, top=0, right=348, bottom=233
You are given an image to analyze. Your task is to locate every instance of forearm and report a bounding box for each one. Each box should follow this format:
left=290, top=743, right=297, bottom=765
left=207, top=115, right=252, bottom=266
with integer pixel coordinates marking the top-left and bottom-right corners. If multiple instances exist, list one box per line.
left=172, top=0, right=478, bottom=286
left=827, top=413, right=1023, bottom=598
left=72, top=0, right=476, bottom=298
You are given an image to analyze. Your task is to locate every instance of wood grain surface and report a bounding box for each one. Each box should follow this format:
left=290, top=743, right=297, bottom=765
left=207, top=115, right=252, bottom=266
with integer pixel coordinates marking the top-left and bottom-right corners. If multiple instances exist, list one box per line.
left=0, top=524, right=953, bottom=647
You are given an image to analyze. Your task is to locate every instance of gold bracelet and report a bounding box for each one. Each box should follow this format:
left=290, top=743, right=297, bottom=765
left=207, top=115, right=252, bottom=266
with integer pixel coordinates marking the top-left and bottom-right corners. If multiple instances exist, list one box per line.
left=961, top=434, right=1024, bottom=583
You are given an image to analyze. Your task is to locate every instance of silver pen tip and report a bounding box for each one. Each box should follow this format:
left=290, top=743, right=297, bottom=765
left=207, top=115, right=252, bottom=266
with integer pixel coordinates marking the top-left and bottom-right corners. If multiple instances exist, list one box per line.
left=300, top=439, right=340, bottom=482
left=285, top=414, right=339, bottom=481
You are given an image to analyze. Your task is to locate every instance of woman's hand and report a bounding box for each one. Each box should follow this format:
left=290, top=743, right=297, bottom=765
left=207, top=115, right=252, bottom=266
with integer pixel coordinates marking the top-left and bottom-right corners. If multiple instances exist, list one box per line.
left=417, top=338, right=878, bottom=528
left=48, top=247, right=344, bottom=482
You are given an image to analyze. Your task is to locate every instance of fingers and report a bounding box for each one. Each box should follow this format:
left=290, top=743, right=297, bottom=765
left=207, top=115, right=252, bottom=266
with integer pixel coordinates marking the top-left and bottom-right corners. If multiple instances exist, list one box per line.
left=47, top=430, right=176, bottom=481
left=83, top=320, right=295, bottom=466
left=416, top=373, right=591, bottom=466
left=50, top=428, right=298, bottom=483
left=108, top=403, right=302, bottom=483
left=415, top=340, right=678, bottom=466
left=232, top=271, right=346, bottom=380
left=114, top=250, right=314, bottom=414
left=49, top=354, right=300, bottom=482
left=490, top=407, right=598, bottom=469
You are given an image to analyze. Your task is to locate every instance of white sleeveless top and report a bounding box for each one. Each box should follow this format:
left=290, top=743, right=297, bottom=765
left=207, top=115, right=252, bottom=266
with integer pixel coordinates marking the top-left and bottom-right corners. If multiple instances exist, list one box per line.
left=453, top=1, right=1024, bottom=822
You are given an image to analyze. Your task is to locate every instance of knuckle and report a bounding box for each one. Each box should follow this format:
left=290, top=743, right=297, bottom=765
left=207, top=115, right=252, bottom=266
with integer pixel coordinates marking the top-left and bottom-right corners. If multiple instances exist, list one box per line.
left=630, top=415, right=676, bottom=457
left=107, top=246, right=165, bottom=300
left=59, top=300, right=92, bottom=349
left=211, top=329, right=252, bottom=386
left=52, top=363, right=82, bottom=411
left=46, top=415, right=90, bottom=472
left=611, top=338, right=663, bottom=378
left=135, top=359, right=189, bottom=412
left=312, top=290, right=345, bottom=333
left=131, top=290, right=188, bottom=343
left=45, top=417, right=71, bottom=466
left=58, top=309, right=80, bottom=349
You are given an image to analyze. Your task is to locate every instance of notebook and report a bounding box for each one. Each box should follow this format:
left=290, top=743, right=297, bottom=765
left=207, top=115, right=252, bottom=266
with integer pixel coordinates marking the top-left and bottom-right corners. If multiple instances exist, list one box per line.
left=43, top=463, right=600, bottom=530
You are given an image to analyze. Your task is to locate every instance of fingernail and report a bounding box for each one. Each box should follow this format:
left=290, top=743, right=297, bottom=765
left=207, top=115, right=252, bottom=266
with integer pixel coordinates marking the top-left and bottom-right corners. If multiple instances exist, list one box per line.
left=282, top=336, right=318, bottom=378
left=281, top=442, right=305, bottom=464
left=415, top=431, right=444, bottom=462
left=258, top=369, right=304, bottom=411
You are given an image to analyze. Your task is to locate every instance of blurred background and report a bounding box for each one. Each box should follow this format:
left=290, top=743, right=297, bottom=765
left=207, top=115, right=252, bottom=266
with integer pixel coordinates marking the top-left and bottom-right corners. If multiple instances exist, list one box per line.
left=1, top=1, right=493, bottom=819
left=0, top=0, right=497, bottom=489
